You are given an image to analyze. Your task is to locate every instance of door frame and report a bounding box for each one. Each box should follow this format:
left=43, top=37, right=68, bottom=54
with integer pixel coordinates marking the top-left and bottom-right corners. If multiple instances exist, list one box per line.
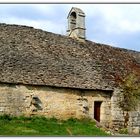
left=94, top=101, right=102, bottom=122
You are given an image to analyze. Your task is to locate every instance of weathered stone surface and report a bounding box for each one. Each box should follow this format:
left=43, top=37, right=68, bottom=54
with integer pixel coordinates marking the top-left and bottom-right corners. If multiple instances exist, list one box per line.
left=110, top=89, right=140, bottom=134
left=110, top=88, right=124, bottom=128
left=0, top=23, right=139, bottom=91
left=67, top=7, right=86, bottom=39
left=128, top=127, right=140, bottom=135
left=0, top=83, right=111, bottom=124
left=128, top=111, right=140, bottom=135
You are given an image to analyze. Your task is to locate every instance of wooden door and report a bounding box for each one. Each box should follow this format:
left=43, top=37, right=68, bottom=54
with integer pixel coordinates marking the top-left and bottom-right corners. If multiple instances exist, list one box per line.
left=94, top=101, right=102, bottom=122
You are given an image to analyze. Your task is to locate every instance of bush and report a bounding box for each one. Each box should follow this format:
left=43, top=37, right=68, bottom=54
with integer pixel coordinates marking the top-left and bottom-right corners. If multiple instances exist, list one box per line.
left=118, top=128, right=128, bottom=134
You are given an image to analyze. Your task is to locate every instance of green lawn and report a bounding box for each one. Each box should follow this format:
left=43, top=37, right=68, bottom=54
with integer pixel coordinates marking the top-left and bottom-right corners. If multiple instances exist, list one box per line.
left=0, top=115, right=109, bottom=136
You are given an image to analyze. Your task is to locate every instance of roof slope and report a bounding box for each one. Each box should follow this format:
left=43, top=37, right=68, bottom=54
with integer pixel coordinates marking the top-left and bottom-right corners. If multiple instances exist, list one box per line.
left=0, top=23, right=140, bottom=90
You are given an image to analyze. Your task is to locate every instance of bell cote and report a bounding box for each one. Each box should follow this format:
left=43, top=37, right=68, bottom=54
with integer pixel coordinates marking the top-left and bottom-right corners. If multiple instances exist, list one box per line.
left=67, top=7, right=86, bottom=40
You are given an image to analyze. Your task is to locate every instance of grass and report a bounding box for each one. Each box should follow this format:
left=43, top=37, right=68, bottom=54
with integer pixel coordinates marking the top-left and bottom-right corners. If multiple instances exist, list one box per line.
left=0, top=114, right=110, bottom=136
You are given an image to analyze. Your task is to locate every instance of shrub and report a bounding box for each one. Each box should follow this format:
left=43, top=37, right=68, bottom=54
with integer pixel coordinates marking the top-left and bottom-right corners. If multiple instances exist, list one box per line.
left=118, top=128, right=128, bottom=134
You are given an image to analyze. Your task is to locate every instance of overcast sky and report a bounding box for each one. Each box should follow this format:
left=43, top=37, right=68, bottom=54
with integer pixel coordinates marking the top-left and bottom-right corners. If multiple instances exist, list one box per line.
left=0, top=4, right=140, bottom=52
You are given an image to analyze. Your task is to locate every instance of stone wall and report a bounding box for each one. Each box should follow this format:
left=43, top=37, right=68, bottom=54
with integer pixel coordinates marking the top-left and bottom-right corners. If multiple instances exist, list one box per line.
left=2, top=83, right=140, bottom=134
left=128, top=110, right=140, bottom=135
left=0, top=83, right=112, bottom=126
left=111, top=88, right=124, bottom=129
left=111, top=88, right=140, bottom=135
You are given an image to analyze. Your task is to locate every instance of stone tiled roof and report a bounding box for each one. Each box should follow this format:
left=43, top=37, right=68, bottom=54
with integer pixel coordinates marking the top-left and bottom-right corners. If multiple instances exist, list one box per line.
left=0, top=23, right=140, bottom=90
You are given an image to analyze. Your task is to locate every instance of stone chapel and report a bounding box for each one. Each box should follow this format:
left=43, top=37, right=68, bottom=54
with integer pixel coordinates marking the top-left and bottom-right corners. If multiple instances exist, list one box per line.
left=0, top=7, right=140, bottom=134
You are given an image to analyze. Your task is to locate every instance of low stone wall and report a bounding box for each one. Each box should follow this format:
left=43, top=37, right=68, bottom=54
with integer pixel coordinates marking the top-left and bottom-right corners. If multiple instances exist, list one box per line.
left=128, top=111, right=140, bottom=135
left=0, top=83, right=112, bottom=126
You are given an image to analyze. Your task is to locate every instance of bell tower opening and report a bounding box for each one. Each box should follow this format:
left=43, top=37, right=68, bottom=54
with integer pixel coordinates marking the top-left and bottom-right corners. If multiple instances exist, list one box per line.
left=70, top=12, right=76, bottom=30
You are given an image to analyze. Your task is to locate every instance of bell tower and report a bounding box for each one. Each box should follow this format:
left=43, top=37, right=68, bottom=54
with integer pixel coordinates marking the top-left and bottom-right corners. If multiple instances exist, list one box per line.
left=67, top=7, right=86, bottom=40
